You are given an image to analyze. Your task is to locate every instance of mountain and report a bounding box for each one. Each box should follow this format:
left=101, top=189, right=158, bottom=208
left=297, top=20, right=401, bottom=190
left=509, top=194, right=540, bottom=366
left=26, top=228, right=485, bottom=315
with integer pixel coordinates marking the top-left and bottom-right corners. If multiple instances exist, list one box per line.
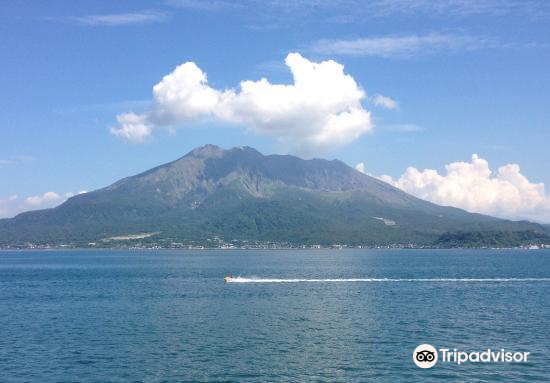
left=1, top=145, right=549, bottom=248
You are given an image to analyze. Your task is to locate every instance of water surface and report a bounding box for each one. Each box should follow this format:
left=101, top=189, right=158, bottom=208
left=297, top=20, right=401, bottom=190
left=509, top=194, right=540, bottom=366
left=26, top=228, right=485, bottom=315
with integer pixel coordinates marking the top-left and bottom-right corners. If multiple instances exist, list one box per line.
left=1, top=249, right=549, bottom=382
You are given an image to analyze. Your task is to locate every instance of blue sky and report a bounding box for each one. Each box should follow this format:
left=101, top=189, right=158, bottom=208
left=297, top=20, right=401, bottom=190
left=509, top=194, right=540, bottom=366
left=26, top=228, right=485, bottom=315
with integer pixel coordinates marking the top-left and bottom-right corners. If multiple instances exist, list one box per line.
left=1, top=1, right=550, bottom=221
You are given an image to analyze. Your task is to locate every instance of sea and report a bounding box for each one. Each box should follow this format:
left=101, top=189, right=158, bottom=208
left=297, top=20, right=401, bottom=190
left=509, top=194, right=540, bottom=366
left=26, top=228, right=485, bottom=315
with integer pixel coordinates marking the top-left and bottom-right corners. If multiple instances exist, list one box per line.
left=1, top=249, right=549, bottom=382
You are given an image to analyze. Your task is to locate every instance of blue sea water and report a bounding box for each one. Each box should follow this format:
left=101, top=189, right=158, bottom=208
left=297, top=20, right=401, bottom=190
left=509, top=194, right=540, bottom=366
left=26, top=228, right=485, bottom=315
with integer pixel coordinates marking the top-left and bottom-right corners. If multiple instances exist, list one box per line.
left=1, top=249, right=549, bottom=382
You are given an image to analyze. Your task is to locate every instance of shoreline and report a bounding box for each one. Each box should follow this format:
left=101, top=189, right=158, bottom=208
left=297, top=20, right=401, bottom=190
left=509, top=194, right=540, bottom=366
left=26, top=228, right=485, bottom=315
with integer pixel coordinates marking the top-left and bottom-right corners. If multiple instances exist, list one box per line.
left=1, top=246, right=548, bottom=252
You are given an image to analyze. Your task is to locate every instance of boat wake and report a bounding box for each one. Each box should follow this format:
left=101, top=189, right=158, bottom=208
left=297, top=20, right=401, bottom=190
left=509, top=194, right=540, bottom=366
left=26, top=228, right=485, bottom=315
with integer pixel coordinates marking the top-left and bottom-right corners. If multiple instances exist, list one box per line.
left=230, top=277, right=550, bottom=283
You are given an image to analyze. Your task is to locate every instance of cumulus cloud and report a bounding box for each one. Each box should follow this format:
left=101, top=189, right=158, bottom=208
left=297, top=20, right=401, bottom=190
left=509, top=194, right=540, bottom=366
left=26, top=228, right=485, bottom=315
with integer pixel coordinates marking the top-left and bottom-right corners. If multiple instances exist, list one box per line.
left=110, top=113, right=152, bottom=143
left=355, top=162, right=366, bottom=174
left=111, top=53, right=373, bottom=154
left=380, top=154, right=550, bottom=222
left=25, top=191, right=65, bottom=207
left=372, top=94, right=398, bottom=109
left=0, top=191, right=86, bottom=219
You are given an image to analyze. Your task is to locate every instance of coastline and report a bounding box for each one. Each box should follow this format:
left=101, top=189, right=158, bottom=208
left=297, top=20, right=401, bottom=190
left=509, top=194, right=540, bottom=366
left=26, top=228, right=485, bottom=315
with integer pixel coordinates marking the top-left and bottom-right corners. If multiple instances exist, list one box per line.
left=1, top=245, right=549, bottom=251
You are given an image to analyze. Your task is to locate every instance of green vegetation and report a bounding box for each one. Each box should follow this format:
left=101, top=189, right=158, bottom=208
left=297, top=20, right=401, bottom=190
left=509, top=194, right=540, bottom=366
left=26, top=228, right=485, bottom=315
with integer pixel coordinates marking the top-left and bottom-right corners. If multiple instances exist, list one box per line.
left=436, top=231, right=550, bottom=248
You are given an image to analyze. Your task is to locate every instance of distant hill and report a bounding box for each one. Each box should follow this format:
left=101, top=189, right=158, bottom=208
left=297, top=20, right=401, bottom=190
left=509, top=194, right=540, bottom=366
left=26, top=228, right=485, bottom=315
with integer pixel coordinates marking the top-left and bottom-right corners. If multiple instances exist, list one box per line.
left=1, top=145, right=549, bottom=248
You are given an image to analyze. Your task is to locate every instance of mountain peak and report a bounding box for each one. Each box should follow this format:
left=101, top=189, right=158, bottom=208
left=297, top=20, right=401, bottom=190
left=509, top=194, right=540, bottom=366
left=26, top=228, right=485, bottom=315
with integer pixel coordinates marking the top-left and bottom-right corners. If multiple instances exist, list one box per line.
left=188, top=144, right=224, bottom=158
left=186, top=144, right=262, bottom=159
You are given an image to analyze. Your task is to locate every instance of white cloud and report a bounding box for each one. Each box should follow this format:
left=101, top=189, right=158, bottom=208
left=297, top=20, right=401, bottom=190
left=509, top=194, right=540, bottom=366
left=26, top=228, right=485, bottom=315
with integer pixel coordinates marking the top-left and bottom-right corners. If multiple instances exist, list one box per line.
left=167, top=0, right=548, bottom=19
left=0, top=191, right=86, bottom=219
left=0, top=155, right=35, bottom=167
left=313, top=33, right=494, bottom=58
left=355, top=162, right=366, bottom=174
left=372, top=94, right=398, bottom=109
left=110, top=113, right=152, bottom=143
left=25, top=191, right=64, bottom=207
left=363, top=0, right=545, bottom=18
left=381, top=154, right=550, bottom=222
left=151, top=62, right=227, bottom=123
left=166, top=0, right=236, bottom=11
left=113, top=53, right=373, bottom=154
left=69, top=10, right=167, bottom=26
left=380, top=123, right=424, bottom=132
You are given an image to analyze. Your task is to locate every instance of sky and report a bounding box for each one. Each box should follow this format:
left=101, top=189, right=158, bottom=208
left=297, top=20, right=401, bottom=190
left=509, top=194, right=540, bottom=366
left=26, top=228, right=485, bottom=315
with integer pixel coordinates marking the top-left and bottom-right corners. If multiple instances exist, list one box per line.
left=1, top=0, right=550, bottom=222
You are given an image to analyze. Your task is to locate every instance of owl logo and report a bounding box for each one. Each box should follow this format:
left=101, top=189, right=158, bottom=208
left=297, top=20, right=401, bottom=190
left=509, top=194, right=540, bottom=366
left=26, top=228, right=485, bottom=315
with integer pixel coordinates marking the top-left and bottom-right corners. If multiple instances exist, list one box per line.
left=413, top=344, right=438, bottom=368
left=415, top=350, right=435, bottom=362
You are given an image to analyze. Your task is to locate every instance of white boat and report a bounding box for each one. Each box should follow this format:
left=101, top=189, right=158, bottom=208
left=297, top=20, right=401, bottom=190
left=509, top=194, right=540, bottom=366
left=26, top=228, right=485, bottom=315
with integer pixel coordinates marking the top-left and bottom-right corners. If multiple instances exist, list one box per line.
left=224, top=275, right=234, bottom=283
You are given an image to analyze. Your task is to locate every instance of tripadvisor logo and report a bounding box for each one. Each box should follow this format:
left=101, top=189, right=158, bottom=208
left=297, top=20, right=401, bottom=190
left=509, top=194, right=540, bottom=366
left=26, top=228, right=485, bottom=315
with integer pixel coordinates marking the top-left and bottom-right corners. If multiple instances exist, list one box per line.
left=413, top=344, right=530, bottom=368
left=414, top=344, right=438, bottom=368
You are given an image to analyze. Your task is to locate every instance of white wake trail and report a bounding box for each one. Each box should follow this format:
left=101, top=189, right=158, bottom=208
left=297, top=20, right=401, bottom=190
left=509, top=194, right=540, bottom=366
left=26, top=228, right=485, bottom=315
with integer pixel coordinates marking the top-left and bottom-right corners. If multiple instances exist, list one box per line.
left=230, top=277, right=550, bottom=283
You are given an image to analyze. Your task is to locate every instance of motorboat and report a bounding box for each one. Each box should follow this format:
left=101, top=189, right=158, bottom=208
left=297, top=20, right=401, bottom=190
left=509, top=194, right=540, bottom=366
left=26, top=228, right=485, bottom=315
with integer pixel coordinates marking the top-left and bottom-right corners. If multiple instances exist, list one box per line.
left=224, top=275, right=234, bottom=283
